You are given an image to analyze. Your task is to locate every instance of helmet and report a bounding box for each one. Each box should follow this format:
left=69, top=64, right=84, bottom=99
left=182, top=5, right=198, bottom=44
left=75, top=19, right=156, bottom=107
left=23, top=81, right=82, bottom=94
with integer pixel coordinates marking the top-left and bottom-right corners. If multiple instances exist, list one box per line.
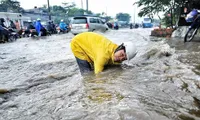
left=123, top=41, right=137, bottom=61
left=61, top=19, right=64, bottom=22
left=37, top=18, right=41, bottom=21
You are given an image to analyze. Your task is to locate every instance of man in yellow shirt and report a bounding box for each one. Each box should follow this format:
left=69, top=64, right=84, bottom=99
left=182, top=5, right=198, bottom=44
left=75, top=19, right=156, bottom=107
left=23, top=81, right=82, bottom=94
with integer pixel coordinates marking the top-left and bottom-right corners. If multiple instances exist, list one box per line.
left=70, top=32, right=137, bottom=74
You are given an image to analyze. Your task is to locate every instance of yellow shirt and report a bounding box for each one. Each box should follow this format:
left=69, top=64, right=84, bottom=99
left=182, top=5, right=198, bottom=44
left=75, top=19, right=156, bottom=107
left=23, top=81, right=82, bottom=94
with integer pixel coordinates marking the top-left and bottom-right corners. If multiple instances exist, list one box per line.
left=70, top=32, right=118, bottom=74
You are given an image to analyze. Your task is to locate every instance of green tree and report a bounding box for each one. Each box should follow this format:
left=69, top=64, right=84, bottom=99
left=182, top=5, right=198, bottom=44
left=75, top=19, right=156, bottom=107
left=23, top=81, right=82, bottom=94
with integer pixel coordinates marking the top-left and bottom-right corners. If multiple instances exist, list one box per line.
left=0, top=0, right=24, bottom=12
left=116, top=13, right=131, bottom=22
left=62, top=2, right=76, bottom=15
left=135, top=0, right=186, bottom=26
left=51, top=5, right=66, bottom=16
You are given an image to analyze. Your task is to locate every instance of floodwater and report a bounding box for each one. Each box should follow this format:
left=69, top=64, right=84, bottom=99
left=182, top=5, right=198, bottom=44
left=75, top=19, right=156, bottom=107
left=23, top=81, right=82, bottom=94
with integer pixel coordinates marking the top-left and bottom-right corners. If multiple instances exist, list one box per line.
left=0, top=29, right=200, bottom=120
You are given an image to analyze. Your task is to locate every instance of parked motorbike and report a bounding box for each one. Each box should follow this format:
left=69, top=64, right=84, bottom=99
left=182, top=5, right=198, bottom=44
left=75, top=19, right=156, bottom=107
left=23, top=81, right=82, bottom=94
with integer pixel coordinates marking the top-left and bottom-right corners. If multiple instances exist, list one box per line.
left=184, top=9, right=200, bottom=42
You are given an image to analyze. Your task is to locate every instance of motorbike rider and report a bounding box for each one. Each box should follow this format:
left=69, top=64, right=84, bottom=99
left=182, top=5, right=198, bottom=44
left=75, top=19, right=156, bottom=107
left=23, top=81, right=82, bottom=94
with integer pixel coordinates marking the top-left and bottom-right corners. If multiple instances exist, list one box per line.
left=0, top=18, right=10, bottom=41
left=35, top=18, right=44, bottom=36
left=0, top=24, right=5, bottom=42
left=59, top=19, right=68, bottom=32
left=130, top=23, right=133, bottom=29
left=24, top=20, right=35, bottom=37
left=0, top=18, right=7, bottom=28
left=9, top=20, right=16, bottom=29
left=47, top=20, right=56, bottom=34
left=51, top=21, right=56, bottom=32
left=185, top=9, right=200, bottom=28
left=70, top=32, right=137, bottom=75
left=27, top=20, right=35, bottom=30
left=114, top=22, right=119, bottom=30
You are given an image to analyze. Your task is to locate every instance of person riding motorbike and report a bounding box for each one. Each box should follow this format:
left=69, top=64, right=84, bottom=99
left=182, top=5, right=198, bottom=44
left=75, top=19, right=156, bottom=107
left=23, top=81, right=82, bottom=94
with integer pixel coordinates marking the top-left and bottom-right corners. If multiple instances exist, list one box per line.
left=185, top=9, right=200, bottom=23
left=23, top=20, right=35, bottom=37
left=47, top=20, right=56, bottom=34
left=51, top=21, right=56, bottom=32
left=35, top=18, right=44, bottom=36
left=59, top=19, right=68, bottom=32
left=10, top=20, right=16, bottom=29
left=130, top=23, right=133, bottom=29
left=0, top=25, right=5, bottom=42
left=0, top=18, right=10, bottom=42
left=114, top=22, right=119, bottom=30
left=184, top=9, right=200, bottom=42
left=70, top=32, right=137, bottom=75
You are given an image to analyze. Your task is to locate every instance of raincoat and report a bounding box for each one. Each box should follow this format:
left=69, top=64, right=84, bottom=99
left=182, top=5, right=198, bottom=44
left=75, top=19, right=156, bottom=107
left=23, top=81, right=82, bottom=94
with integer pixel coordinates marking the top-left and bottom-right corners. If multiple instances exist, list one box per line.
left=70, top=32, right=118, bottom=74
left=35, top=21, right=43, bottom=35
left=59, top=22, right=67, bottom=31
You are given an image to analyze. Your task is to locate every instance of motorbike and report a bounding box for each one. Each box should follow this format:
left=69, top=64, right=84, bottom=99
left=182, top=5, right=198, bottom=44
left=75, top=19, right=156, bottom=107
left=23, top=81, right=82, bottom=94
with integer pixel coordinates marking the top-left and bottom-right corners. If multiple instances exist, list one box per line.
left=22, top=29, right=37, bottom=37
left=0, top=26, right=17, bottom=43
left=22, top=28, right=51, bottom=38
left=57, top=26, right=70, bottom=34
left=184, top=9, right=200, bottom=42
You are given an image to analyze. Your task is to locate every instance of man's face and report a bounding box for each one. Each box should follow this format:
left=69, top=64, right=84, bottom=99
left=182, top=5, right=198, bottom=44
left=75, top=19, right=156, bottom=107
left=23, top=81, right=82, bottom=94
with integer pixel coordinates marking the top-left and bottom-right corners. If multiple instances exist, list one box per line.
left=114, top=49, right=127, bottom=62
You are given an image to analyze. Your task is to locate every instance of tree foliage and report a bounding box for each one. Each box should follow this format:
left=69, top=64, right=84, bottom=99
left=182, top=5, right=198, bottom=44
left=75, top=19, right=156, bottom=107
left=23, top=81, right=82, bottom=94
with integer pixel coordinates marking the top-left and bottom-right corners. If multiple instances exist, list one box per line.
left=116, top=13, right=131, bottom=22
left=135, top=0, right=187, bottom=26
left=0, top=0, right=112, bottom=24
left=0, top=0, right=24, bottom=12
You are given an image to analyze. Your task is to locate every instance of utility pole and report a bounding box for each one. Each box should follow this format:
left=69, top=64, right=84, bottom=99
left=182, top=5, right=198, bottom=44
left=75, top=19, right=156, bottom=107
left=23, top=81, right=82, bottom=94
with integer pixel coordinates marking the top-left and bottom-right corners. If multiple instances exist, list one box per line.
left=47, top=0, right=51, bottom=20
left=133, top=3, right=136, bottom=24
left=81, top=0, right=83, bottom=9
left=106, top=7, right=107, bottom=16
left=134, top=6, right=136, bottom=24
left=86, top=0, right=88, bottom=13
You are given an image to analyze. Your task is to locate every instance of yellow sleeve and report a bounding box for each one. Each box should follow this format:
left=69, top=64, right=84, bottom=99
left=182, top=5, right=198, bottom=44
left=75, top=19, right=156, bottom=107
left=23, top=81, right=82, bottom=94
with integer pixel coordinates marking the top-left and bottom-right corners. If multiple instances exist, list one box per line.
left=94, top=56, right=108, bottom=74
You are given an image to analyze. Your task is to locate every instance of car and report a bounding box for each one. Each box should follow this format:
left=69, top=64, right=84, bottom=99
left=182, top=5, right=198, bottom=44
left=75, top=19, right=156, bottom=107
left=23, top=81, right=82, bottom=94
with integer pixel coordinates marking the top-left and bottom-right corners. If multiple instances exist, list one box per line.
left=70, top=16, right=109, bottom=35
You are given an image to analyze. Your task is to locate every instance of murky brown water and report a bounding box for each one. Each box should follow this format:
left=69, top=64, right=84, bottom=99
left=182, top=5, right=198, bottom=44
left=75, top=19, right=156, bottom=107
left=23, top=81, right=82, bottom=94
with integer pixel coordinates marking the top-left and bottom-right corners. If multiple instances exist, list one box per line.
left=0, top=29, right=200, bottom=120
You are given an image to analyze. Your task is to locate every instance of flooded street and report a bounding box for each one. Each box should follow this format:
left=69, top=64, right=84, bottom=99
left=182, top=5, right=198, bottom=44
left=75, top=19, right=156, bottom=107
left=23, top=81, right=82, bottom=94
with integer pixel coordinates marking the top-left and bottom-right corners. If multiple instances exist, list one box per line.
left=0, top=29, right=200, bottom=120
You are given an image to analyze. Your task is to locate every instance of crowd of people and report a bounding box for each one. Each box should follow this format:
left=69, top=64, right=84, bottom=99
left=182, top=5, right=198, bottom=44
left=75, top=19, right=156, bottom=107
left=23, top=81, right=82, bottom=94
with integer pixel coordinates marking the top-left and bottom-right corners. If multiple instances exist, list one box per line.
left=23, top=18, right=69, bottom=37
left=0, top=18, right=69, bottom=42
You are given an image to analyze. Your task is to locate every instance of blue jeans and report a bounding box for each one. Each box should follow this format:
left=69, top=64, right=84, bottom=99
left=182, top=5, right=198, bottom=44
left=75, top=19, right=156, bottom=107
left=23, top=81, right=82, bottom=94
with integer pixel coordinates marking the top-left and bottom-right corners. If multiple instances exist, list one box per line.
left=75, top=57, right=92, bottom=74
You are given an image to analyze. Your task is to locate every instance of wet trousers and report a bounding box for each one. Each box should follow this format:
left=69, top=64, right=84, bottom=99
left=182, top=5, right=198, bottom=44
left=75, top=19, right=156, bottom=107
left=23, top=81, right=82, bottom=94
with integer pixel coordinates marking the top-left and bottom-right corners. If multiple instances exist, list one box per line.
left=75, top=57, right=92, bottom=74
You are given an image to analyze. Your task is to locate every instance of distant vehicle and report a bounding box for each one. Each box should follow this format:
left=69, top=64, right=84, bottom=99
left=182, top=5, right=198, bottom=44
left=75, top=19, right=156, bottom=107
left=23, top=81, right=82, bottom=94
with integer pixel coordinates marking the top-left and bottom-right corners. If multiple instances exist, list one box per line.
left=70, top=16, right=108, bottom=35
left=142, top=18, right=153, bottom=28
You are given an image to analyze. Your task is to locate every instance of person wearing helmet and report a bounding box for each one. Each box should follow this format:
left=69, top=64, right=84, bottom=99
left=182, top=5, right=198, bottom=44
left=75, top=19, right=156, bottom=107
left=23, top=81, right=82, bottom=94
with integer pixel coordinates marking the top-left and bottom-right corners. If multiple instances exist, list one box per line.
left=70, top=32, right=137, bottom=75
left=23, top=20, right=35, bottom=37
left=35, top=18, right=43, bottom=36
left=59, top=19, right=67, bottom=32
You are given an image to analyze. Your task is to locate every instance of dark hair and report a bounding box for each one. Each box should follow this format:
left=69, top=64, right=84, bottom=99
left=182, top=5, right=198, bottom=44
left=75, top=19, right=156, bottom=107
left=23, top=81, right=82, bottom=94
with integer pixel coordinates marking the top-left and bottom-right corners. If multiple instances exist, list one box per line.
left=114, top=43, right=126, bottom=53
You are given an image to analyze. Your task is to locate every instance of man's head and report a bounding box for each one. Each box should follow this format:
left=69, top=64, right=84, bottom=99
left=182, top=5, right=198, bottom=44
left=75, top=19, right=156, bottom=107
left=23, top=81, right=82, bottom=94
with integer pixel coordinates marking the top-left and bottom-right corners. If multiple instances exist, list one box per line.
left=114, top=42, right=137, bottom=63
left=114, top=43, right=127, bottom=62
